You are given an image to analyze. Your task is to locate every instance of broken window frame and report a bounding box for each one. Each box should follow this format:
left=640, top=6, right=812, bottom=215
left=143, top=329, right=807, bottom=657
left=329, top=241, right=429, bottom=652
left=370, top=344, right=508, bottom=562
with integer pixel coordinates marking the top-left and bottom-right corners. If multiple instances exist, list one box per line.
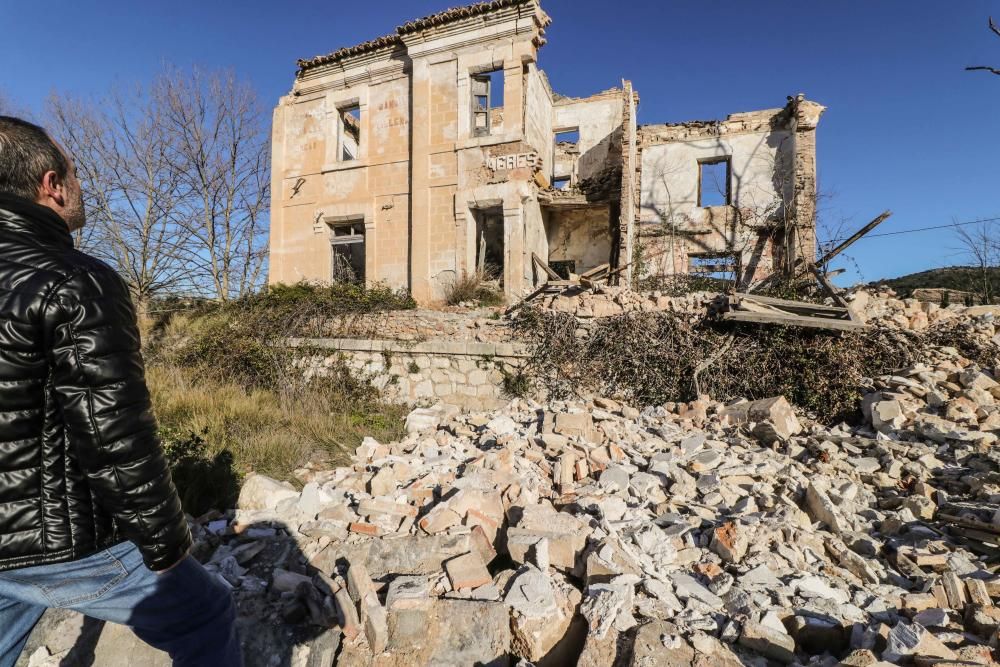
left=688, top=252, right=738, bottom=282
left=697, top=157, right=732, bottom=208
left=470, top=69, right=503, bottom=138
left=338, top=104, right=362, bottom=162
left=554, top=128, right=580, bottom=148
left=553, top=127, right=580, bottom=187
left=329, top=219, right=366, bottom=284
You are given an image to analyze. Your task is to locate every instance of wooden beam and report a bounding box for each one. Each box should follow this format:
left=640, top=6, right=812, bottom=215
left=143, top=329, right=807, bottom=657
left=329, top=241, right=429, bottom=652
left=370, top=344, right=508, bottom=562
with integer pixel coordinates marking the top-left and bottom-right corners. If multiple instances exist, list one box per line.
left=721, top=311, right=866, bottom=332
left=816, top=211, right=892, bottom=267
left=732, top=293, right=848, bottom=315
left=532, top=253, right=561, bottom=281
left=810, top=264, right=849, bottom=308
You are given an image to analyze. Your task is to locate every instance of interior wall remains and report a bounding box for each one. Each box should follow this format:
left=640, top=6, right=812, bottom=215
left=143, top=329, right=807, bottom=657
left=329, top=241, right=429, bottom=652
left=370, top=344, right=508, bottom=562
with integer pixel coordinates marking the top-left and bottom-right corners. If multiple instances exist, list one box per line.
left=637, top=109, right=797, bottom=284
left=552, top=92, right=625, bottom=184
left=545, top=207, right=613, bottom=275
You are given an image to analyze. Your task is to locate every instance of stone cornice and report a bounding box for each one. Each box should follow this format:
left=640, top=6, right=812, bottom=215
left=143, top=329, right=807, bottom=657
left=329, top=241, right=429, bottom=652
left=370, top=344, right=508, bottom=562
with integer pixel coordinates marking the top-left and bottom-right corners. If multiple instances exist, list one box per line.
left=296, top=0, right=547, bottom=78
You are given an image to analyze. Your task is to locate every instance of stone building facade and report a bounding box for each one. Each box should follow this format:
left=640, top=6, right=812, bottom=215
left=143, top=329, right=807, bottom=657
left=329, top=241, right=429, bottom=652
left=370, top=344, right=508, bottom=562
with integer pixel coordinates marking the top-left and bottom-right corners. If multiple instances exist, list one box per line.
left=269, top=0, right=824, bottom=303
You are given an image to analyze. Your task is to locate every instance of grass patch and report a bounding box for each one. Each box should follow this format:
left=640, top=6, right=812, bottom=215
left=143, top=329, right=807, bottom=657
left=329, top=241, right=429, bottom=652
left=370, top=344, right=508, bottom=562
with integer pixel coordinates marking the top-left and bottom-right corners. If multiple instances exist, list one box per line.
left=145, top=282, right=412, bottom=514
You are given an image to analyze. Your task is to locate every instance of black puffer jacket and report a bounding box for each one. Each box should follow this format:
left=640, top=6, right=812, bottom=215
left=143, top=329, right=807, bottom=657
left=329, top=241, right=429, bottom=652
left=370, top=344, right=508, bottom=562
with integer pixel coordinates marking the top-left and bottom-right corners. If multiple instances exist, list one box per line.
left=0, top=194, right=191, bottom=572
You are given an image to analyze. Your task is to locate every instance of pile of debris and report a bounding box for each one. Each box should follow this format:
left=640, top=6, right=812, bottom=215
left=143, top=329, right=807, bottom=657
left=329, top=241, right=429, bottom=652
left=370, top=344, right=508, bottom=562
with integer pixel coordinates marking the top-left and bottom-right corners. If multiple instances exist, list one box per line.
left=847, top=288, right=1000, bottom=331
left=23, top=300, right=1000, bottom=667
left=542, top=286, right=713, bottom=320
left=169, top=339, right=1000, bottom=665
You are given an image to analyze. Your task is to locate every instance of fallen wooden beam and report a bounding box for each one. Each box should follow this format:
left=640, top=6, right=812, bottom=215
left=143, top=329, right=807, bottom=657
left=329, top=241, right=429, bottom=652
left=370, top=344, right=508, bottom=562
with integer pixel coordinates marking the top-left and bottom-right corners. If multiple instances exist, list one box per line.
left=721, top=310, right=866, bottom=332
left=816, top=210, right=892, bottom=268
left=810, top=264, right=849, bottom=309
left=532, top=253, right=561, bottom=282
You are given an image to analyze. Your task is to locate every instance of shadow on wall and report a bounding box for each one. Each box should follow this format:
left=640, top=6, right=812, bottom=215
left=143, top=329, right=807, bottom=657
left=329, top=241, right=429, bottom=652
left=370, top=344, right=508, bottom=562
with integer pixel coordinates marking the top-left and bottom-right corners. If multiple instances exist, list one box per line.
left=638, top=131, right=793, bottom=286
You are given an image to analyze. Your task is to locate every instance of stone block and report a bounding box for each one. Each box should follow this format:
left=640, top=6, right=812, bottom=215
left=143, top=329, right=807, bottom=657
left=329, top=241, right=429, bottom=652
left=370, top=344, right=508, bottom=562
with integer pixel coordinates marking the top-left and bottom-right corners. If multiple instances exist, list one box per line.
left=444, top=551, right=492, bottom=591
left=237, top=474, right=299, bottom=511
left=738, top=620, right=796, bottom=664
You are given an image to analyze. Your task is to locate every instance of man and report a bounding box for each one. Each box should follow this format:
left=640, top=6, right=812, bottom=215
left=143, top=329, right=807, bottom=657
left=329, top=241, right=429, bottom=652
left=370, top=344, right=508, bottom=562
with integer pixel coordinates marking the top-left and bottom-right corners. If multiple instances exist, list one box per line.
left=0, top=116, right=241, bottom=666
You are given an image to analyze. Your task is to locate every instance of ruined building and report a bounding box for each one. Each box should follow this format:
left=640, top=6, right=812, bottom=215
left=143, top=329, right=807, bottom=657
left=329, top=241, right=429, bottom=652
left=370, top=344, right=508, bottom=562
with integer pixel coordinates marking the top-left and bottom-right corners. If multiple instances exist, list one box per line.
left=268, top=0, right=825, bottom=303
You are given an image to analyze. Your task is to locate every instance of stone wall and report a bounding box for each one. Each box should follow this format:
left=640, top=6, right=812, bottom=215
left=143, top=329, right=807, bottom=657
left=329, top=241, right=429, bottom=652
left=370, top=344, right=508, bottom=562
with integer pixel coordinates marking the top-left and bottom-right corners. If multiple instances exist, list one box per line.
left=346, top=308, right=513, bottom=343
left=293, top=338, right=530, bottom=410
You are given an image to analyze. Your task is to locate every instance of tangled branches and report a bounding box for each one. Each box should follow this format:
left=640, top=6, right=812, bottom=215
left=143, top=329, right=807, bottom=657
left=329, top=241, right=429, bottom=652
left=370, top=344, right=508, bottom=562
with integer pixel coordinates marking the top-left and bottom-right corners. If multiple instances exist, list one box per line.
left=512, top=307, right=923, bottom=423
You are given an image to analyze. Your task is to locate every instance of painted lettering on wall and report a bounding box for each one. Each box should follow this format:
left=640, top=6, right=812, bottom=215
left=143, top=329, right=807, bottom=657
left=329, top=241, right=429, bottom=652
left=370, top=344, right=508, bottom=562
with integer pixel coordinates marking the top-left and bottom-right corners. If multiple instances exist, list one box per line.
left=485, top=152, right=540, bottom=171
left=374, top=117, right=408, bottom=130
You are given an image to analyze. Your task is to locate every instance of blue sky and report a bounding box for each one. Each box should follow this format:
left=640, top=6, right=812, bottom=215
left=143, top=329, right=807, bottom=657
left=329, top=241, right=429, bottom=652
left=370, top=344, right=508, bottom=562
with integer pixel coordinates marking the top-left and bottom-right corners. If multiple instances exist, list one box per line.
left=2, top=0, right=999, bottom=285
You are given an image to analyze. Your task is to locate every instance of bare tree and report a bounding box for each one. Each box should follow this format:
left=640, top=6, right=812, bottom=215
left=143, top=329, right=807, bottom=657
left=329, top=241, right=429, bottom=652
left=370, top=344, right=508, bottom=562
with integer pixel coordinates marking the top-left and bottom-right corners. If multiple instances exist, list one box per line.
left=967, top=17, right=1000, bottom=76
left=48, top=89, right=190, bottom=314
left=156, top=67, right=270, bottom=300
left=955, top=221, right=999, bottom=304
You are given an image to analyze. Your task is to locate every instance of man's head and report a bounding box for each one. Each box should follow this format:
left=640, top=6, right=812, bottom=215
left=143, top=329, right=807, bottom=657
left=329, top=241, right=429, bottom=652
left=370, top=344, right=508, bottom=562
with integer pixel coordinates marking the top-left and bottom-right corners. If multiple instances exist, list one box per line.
left=0, top=116, right=85, bottom=231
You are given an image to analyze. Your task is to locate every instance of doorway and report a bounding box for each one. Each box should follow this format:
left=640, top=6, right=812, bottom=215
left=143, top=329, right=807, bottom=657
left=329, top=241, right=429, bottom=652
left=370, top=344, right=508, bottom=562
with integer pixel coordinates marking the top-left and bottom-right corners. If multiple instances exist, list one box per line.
left=473, top=207, right=504, bottom=285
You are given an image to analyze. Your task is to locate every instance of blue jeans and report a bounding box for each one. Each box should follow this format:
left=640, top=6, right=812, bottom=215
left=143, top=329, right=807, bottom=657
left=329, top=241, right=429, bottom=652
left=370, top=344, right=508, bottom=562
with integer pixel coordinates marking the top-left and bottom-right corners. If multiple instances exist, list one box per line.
left=0, top=540, right=241, bottom=667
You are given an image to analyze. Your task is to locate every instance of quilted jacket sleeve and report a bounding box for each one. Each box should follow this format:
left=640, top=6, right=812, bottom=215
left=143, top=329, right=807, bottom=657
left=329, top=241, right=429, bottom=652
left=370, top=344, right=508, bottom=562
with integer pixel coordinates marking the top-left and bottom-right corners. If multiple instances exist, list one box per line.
left=43, top=266, right=192, bottom=571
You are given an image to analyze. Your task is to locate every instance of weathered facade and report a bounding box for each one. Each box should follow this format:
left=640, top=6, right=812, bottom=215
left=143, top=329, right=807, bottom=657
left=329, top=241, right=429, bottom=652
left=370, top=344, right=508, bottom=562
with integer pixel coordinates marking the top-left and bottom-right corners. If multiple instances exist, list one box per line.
left=269, top=0, right=824, bottom=302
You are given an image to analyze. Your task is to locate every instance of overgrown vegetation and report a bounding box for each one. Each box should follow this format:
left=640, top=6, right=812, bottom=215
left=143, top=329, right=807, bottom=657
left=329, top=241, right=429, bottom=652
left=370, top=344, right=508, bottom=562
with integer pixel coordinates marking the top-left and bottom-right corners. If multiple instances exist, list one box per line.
left=443, top=270, right=505, bottom=307
left=145, top=282, right=412, bottom=514
left=512, top=307, right=922, bottom=423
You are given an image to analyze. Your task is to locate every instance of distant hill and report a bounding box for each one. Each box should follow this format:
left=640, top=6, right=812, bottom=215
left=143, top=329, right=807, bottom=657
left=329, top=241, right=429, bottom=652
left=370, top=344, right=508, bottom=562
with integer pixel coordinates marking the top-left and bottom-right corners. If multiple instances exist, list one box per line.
left=871, top=266, right=1000, bottom=301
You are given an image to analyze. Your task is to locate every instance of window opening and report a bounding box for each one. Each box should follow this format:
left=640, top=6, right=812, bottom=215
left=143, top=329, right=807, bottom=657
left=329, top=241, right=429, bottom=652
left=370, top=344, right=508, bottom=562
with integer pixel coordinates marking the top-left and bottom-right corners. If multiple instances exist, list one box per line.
left=471, top=70, right=503, bottom=137
left=340, top=105, right=361, bottom=161
left=330, top=220, right=365, bottom=283
left=689, top=253, right=737, bottom=282
left=554, top=129, right=580, bottom=149
left=698, top=157, right=731, bottom=207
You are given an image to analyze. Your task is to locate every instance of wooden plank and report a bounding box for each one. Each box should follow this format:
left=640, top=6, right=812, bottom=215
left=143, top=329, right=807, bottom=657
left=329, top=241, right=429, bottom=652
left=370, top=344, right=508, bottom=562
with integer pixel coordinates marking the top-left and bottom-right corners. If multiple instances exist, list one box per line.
left=721, top=311, right=867, bottom=332
left=816, top=210, right=892, bottom=267
left=504, top=283, right=550, bottom=315
left=733, top=293, right=849, bottom=315
left=810, top=264, right=850, bottom=308
left=580, top=263, right=610, bottom=280
left=531, top=253, right=561, bottom=281
left=938, top=513, right=1000, bottom=535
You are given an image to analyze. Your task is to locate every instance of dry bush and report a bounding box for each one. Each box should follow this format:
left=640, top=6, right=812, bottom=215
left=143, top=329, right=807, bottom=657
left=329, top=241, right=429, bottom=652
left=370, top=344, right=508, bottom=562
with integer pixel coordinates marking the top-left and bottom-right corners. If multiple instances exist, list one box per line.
left=144, top=282, right=413, bottom=512
left=512, top=307, right=920, bottom=423
left=921, top=319, right=1000, bottom=369
left=444, top=270, right=505, bottom=307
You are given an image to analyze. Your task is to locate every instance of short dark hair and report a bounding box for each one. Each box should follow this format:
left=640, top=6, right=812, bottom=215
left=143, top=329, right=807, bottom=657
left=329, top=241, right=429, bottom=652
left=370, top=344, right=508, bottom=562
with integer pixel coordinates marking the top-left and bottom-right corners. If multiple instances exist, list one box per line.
left=0, top=116, right=68, bottom=201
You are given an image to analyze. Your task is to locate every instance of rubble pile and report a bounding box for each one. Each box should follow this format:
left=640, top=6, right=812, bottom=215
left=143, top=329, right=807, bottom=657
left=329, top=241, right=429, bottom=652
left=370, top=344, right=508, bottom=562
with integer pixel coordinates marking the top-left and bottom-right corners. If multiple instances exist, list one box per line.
left=542, top=286, right=715, bottom=320
left=536, top=284, right=1000, bottom=331
left=846, top=288, right=999, bottom=331
left=182, top=334, right=1000, bottom=666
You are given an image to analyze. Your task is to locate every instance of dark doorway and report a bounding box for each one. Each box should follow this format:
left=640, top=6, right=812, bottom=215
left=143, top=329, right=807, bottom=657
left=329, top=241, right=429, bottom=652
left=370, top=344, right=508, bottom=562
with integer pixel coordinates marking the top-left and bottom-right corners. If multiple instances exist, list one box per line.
left=474, top=207, right=504, bottom=284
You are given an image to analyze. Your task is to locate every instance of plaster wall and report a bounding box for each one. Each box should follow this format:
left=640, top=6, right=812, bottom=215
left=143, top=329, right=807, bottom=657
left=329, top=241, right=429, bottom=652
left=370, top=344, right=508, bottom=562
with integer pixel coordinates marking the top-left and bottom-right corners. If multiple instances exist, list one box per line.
left=638, top=126, right=792, bottom=280
left=524, top=65, right=554, bottom=182
left=546, top=207, right=613, bottom=274
left=553, top=93, right=624, bottom=183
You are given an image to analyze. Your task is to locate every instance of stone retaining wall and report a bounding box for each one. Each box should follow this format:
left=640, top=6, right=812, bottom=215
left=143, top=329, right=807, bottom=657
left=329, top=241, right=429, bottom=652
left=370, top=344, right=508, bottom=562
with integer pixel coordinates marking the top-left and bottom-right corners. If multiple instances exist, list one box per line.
left=291, top=338, right=531, bottom=410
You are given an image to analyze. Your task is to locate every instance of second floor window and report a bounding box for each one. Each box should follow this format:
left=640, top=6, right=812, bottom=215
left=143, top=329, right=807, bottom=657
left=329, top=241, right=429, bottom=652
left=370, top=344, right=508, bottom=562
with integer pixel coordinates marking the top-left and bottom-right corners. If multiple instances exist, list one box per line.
left=471, top=70, right=503, bottom=137
left=340, top=105, right=361, bottom=161
left=698, top=157, right=731, bottom=207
